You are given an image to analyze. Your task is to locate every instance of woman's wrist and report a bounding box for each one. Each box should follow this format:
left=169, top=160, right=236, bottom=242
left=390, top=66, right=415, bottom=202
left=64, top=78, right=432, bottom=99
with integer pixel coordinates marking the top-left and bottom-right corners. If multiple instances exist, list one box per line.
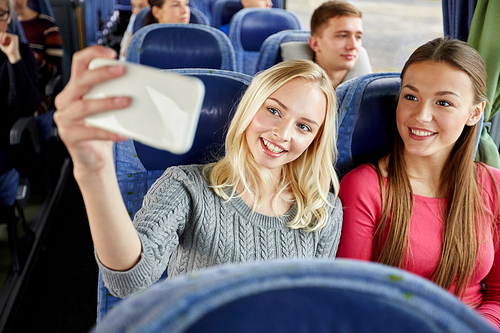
left=7, top=52, right=21, bottom=64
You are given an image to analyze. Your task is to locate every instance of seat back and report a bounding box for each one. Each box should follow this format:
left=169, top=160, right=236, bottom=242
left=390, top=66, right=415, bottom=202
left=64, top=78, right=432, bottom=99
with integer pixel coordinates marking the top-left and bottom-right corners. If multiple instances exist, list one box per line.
left=228, top=8, right=302, bottom=75
left=7, top=10, right=28, bottom=44
left=127, top=24, right=236, bottom=71
left=28, top=0, right=56, bottom=18
left=96, top=69, right=253, bottom=323
left=190, top=7, right=210, bottom=25
left=189, top=0, right=215, bottom=23
left=255, top=29, right=310, bottom=73
left=94, top=258, right=498, bottom=333
left=132, top=6, right=149, bottom=34
left=210, top=0, right=242, bottom=27
left=335, top=73, right=401, bottom=178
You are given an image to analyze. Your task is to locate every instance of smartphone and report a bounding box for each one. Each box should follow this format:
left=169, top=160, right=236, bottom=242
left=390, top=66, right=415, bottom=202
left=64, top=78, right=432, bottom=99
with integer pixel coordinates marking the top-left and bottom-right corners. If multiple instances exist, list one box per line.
left=83, top=58, right=205, bottom=154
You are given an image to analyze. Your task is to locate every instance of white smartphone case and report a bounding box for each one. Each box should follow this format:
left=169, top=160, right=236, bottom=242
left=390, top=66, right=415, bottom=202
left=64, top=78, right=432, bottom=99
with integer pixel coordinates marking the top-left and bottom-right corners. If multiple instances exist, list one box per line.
left=83, top=58, right=205, bottom=154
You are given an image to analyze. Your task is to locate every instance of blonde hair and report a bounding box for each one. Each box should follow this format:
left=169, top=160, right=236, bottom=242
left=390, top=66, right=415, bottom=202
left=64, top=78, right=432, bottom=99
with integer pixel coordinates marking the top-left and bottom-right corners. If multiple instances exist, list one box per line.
left=206, top=60, right=339, bottom=232
left=375, top=37, right=492, bottom=297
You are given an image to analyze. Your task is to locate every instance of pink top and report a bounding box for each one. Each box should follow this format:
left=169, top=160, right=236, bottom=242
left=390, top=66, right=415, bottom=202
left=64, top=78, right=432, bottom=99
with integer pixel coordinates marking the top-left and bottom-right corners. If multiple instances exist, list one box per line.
left=337, top=163, right=500, bottom=329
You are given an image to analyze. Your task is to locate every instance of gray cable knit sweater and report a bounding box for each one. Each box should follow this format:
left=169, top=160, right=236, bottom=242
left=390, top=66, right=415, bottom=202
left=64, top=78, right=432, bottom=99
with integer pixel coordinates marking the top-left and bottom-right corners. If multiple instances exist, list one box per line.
left=99, top=164, right=343, bottom=297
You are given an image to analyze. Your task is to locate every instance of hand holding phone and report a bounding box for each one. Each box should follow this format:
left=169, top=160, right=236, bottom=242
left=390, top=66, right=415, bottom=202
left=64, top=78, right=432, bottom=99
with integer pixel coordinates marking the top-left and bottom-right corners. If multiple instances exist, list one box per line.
left=83, top=59, right=205, bottom=154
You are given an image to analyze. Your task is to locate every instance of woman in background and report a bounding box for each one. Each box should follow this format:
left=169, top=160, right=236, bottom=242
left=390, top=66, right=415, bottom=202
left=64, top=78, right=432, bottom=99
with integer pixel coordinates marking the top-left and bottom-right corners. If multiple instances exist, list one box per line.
left=145, top=0, right=190, bottom=25
left=13, top=0, right=63, bottom=113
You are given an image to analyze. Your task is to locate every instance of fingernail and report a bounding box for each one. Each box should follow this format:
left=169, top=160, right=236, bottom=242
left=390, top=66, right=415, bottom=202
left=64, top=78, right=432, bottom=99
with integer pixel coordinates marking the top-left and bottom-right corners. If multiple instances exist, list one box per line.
left=114, top=96, right=130, bottom=106
left=104, top=47, right=117, bottom=57
left=108, top=65, right=124, bottom=74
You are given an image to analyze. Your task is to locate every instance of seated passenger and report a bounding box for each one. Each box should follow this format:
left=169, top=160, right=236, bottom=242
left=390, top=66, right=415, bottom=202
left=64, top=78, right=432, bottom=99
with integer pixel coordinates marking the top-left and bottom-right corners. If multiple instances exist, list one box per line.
left=53, top=46, right=343, bottom=298
left=307, top=0, right=370, bottom=88
left=218, top=0, right=272, bottom=35
left=0, top=0, right=39, bottom=224
left=119, top=0, right=150, bottom=61
left=337, top=37, right=500, bottom=330
left=13, top=0, right=63, bottom=114
left=145, top=0, right=190, bottom=25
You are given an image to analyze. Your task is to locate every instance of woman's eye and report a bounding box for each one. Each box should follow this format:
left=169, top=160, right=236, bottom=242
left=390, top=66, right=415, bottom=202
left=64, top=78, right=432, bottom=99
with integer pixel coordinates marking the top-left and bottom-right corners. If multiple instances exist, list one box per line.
left=404, top=94, right=417, bottom=101
left=297, top=124, right=311, bottom=132
left=437, top=100, right=451, bottom=107
left=267, top=107, right=280, bottom=116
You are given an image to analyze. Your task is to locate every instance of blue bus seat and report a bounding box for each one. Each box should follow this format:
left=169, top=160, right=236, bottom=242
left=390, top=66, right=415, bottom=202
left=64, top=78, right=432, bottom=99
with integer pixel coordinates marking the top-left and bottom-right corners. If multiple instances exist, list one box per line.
left=255, top=29, right=310, bottom=73
left=93, top=259, right=498, bottom=333
left=190, top=7, right=210, bottom=25
left=335, top=72, right=401, bottom=178
left=126, top=24, right=236, bottom=71
left=28, top=0, right=56, bottom=18
left=96, top=69, right=253, bottom=324
left=115, top=0, right=133, bottom=12
left=189, top=0, right=215, bottom=23
left=210, top=0, right=242, bottom=28
left=132, top=7, right=149, bottom=34
left=7, top=10, right=28, bottom=44
left=228, top=8, right=302, bottom=75
left=210, top=0, right=285, bottom=28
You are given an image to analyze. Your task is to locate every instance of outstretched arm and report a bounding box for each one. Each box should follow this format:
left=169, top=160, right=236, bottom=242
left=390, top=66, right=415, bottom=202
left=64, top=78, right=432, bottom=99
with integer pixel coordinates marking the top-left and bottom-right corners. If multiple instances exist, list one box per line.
left=54, top=45, right=141, bottom=271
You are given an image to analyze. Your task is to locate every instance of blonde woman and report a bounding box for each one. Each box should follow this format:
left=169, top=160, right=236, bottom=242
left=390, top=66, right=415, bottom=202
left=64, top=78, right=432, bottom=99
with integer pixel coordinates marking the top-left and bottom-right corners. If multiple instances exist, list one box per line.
left=54, top=45, right=342, bottom=297
left=337, top=38, right=500, bottom=329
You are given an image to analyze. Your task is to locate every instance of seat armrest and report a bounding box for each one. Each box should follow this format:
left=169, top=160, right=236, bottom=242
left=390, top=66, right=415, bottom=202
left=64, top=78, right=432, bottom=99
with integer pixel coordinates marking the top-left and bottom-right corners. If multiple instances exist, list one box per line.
left=10, top=116, right=41, bottom=154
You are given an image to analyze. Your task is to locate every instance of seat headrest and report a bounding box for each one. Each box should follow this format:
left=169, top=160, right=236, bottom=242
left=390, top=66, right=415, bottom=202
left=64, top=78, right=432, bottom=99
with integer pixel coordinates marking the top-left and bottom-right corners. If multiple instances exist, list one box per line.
left=239, top=10, right=301, bottom=51
left=140, top=26, right=224, bottom=69
left=351, top=77, right=400, bottom=166
left=336, top=73, right=401, bottom=177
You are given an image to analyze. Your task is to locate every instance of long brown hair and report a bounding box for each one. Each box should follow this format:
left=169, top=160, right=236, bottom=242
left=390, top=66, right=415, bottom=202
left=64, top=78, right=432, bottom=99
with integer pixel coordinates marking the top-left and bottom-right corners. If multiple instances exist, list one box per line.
left=145, top=0, right=165, bottom=25
left=375, top=37, right=490, bottom=297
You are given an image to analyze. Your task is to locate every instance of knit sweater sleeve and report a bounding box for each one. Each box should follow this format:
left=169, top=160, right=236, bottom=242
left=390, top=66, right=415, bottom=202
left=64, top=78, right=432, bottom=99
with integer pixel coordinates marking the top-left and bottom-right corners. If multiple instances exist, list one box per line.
left=98, top=165, right=198, bottom=297
left=314, top=194, right=343, bottom=258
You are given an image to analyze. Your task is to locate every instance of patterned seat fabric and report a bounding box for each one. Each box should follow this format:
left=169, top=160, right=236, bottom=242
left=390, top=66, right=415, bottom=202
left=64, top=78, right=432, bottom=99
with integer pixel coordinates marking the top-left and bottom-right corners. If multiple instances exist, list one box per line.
left=94, top=258, right=498, bottom=333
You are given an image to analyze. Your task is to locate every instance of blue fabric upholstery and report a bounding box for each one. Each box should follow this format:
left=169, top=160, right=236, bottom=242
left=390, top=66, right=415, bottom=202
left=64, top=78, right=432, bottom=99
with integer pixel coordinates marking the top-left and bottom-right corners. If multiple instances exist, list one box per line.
left=210, top=0, right=242, bottom=27
left=228, top=8, right=302, bottom=75
left=335, top=73, right=401, bottom=178
left=93, top=258, right=497, bottom=333
left=255, top=29, right=310, bottom=73
left=189, top=0, right=216, bottom=23
left=189, top=7, right=210, bottom=25
left=28, top=0, right=56, bottom=17
left=115, top=0, right=133, bottom=12
left=127, top=24, right=236, bottom=71
left=96, top=69, right=252, bottom=324
left=132, top=7, right=149, bottom=34
left=7, top=10, right=28, bottom=44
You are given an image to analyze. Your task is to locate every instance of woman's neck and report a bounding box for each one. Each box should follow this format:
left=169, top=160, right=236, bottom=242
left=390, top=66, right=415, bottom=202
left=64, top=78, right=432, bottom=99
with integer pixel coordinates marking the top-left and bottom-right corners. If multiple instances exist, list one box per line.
left=236, top=174, right=293, bottom=216
left=403, top=152, right=448, bottom=198
left=16, top=7, right=38, bottom=21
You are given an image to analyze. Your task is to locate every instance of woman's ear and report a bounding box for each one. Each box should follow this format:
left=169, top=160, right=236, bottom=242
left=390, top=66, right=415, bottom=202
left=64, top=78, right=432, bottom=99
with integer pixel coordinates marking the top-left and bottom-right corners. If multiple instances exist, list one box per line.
left=151, top=5, right=160, bottom=19
left=466, top=101, right=485, bottom=126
